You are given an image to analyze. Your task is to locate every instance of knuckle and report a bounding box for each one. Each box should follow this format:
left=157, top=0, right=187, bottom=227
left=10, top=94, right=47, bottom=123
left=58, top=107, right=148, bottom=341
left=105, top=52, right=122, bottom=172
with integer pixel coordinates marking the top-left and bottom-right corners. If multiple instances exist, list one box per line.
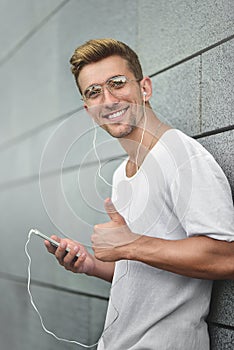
left=94, top=224, right=99, bottom=231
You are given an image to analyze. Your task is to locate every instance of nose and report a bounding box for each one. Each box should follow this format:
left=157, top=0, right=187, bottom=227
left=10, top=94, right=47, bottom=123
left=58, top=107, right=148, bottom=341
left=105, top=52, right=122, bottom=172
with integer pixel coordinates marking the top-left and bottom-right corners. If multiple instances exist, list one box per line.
left=102, top=85, right=120, bottom=105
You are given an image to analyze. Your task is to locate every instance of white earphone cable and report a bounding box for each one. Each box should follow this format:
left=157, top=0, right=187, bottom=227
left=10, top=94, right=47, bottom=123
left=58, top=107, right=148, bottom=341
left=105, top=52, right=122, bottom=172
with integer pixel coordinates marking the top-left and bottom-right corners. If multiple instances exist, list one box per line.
left=92, top=123, right=114, bottom=187
left=135, top=97, right=147, bottom=168
left=25, top=230, right=100, bottom=348
left=25, top=100, right=149, bottom=347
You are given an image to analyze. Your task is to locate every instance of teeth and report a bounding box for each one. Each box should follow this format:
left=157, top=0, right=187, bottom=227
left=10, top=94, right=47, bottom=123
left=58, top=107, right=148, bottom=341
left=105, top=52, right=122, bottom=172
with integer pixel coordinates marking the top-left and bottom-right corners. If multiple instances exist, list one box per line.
left=107, top=108, right=126, bottom=119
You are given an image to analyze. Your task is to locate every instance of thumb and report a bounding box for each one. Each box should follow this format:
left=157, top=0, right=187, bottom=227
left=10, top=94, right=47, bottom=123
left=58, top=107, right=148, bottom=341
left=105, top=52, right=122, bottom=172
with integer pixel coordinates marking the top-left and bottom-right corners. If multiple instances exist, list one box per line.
left=104, top=198, right=126, bottom=225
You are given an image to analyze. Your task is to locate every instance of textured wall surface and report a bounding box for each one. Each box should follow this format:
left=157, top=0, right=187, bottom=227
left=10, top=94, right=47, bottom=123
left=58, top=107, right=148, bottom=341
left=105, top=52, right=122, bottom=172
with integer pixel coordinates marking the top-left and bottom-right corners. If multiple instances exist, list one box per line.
left=0, top=0, right=233, bottom=349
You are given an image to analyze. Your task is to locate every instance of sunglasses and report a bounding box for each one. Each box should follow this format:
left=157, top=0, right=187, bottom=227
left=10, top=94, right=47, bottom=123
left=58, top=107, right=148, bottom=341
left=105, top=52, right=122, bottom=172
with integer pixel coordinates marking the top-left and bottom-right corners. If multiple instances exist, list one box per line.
left=82, top=75, right=141, bottom=102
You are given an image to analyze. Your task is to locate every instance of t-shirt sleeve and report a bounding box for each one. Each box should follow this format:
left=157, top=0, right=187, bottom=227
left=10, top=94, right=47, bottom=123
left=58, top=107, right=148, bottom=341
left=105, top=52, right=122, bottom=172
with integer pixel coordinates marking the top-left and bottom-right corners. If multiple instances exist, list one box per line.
left=170, top=153, right=234, bottom=242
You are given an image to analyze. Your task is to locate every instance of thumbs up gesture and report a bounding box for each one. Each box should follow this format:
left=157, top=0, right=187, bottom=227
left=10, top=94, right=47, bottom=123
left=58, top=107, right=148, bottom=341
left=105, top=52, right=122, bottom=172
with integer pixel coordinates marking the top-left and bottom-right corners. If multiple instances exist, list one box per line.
left=91, top=198, right=140, bottom=261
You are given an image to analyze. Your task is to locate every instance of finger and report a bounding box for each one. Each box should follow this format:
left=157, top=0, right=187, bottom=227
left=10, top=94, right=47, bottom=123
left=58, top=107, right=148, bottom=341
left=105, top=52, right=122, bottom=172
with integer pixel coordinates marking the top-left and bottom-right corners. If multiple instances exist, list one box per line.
left=63, top=245, right=80, bottom=267
left=63, top=244, right=87, bottom=273
left=44, top=240, right=55, bottom=253
left=55, top=239, right=69, bottom=263
left=72, top=251, right=87, bottom=272
left=44, top=235, right=60, bottom=254
left=104, top=198, right=126, bottom=224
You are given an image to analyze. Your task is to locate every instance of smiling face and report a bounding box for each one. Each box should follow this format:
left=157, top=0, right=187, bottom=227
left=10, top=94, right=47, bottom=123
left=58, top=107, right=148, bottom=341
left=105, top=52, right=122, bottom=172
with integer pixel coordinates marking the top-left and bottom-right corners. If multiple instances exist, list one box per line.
left=78, top=55, right=150, bottom=139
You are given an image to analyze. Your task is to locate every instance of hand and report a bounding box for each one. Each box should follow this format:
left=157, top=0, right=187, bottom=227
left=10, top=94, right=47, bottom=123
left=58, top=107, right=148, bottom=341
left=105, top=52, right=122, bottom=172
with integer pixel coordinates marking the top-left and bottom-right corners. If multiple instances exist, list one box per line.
left=91, top=198, right=140, bottom=261
left=44, top=236, right=96, bottom=275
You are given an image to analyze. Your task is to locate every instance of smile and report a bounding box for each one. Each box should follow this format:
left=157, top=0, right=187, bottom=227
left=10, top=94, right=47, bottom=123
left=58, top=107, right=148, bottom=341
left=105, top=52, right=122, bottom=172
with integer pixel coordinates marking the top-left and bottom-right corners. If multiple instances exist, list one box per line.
left=103, top=107, right=129, bottom=121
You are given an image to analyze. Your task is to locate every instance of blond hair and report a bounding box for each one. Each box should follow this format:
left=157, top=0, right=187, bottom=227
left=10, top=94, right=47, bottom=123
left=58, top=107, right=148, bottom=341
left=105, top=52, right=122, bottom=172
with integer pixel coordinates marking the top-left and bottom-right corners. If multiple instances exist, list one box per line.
left=70, top=38, right=143, bottom=93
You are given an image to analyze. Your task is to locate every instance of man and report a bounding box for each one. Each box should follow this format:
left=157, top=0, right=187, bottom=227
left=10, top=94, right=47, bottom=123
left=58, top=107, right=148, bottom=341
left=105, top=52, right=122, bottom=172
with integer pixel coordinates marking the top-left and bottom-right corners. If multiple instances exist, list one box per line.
left=45, top=39, right=234, bottom=349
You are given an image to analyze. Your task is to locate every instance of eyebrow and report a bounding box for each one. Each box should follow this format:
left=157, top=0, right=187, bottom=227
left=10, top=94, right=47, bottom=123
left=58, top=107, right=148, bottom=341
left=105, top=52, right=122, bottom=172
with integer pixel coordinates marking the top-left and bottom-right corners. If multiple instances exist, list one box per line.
left=85, top=82, right=102, bottom=91
left=84, top=75, right=124, bottom=91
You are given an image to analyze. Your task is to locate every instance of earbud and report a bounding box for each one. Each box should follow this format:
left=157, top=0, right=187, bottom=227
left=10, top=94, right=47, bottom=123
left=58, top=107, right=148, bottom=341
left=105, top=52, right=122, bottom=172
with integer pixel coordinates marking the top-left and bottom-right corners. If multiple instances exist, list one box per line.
left=143, top=91, right=147, bottom=102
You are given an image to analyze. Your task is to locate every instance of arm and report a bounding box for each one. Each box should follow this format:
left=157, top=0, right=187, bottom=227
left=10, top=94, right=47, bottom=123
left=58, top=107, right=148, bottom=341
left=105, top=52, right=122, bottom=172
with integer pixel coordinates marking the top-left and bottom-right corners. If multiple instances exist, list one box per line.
left=45, top=236, right=114, bottom=283
left=117, top=235, right=234, bottom=280
left=92, top=199, right=234, bottom=280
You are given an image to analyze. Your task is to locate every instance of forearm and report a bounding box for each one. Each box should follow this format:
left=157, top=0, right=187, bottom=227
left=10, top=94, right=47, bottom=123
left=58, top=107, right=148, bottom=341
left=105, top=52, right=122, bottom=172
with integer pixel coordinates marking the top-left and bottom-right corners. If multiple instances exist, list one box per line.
left=120, top=235, right=234, bottom=280
left=88, top=258, right=115, bottom=282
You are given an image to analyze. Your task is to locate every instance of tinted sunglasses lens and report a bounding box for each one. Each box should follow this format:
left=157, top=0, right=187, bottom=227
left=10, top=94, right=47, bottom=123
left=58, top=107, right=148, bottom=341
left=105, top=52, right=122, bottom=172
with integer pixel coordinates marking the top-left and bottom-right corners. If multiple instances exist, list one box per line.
left=108, top=76, right=127, bottom=90
left=84, top=85, right=102, bottom=100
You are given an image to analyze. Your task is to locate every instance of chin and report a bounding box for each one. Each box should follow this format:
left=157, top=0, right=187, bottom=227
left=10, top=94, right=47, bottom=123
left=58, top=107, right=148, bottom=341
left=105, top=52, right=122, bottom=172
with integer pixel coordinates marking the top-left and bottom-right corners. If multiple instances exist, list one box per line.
left=104, top=123, right=136, bottom=138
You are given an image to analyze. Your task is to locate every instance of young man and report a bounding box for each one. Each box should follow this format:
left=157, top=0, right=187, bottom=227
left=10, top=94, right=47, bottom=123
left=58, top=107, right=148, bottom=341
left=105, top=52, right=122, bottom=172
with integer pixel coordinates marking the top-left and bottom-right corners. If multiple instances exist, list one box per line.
left=45, top=39, right=234, bottom=349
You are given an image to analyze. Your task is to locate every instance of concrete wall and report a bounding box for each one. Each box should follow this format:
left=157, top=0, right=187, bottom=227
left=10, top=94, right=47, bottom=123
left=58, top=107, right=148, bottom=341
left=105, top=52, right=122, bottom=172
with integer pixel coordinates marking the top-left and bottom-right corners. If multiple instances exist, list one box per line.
left=0, top=0, right=233, bottom=349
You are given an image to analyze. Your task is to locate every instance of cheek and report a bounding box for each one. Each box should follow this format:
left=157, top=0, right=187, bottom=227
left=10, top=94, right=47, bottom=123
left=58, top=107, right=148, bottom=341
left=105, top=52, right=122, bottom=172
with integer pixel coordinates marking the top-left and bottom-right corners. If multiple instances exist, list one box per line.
left=86, top=105, right=102, bottom=123
left=128, top=101, right=144, bottom=118
left=122, top=90, right=141, bottom=102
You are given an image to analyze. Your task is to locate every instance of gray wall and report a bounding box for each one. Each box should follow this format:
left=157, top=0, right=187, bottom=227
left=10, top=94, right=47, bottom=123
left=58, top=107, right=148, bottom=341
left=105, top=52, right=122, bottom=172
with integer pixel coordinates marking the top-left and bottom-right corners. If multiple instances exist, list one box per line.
left=0, top=1, right=233, bottom=349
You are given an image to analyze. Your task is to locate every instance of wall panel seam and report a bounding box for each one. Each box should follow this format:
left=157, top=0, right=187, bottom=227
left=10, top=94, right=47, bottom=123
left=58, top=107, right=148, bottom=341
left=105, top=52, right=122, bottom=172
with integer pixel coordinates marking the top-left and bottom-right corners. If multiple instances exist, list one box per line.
left=208, top=321, right=234, bottom=331
left=199, top=55, right=202, bottom=133
left=0, top=271, right=109, bottom=301
left=1, top=126, right=234, bottom=191
left=0, top=155, right=126, bottom=192
left=0, top=107, right=82, bottom=152
left=2, top=37, right=233, bottom=151
left=149, top=35, right=234, bottom=78
left=0, top=0, right=71, bottom=67
left=193, top=124, right=234, bottom=139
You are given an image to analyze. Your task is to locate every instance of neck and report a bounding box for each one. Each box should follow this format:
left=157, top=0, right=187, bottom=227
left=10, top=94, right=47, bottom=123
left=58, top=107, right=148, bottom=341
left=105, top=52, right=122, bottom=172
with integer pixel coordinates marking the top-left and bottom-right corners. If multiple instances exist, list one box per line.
left=119, top=109, right=164, bottom=160
left=119, top=107, right=171, bottom=178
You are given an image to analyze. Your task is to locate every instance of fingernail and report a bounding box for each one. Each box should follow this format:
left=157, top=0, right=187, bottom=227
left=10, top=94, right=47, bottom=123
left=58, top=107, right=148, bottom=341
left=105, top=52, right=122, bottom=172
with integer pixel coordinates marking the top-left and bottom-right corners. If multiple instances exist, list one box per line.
left=60, top=241, right=66, bottom=248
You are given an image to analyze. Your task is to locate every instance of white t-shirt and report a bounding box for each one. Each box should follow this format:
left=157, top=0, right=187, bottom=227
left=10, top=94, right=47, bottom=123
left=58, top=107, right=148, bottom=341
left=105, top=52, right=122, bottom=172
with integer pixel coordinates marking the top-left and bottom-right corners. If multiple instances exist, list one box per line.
left=98, top=129, right=234, bottom=350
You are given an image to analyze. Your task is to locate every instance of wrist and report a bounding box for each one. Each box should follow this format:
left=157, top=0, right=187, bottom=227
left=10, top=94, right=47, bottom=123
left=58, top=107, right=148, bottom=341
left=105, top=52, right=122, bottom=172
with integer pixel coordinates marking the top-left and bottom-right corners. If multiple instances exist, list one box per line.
left=117, top=233, right=142, bottom=261
left=126, top=235, right=163, bottom=262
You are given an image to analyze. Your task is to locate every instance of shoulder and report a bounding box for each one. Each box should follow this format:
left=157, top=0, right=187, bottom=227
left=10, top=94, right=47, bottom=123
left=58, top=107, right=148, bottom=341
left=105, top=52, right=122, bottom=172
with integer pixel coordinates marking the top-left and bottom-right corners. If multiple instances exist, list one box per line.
left=159, top=129, right=222, bottom=170
left=149, top=129, right=230, bottom=190
left=160, top=129, right=208, bottom=155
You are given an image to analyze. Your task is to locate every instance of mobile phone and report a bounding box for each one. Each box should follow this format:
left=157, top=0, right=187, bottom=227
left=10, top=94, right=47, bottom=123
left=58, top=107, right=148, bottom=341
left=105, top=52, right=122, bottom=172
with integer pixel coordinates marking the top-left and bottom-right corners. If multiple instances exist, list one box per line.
left=32, top=229, right=80, bottom=259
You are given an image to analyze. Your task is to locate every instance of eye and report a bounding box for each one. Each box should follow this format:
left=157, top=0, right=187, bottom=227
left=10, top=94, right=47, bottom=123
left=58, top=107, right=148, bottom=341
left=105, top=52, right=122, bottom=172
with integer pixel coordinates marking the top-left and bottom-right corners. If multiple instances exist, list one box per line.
left=84, top=85, right=102, bottom=99
left=108, top=76, right=127, bottom=89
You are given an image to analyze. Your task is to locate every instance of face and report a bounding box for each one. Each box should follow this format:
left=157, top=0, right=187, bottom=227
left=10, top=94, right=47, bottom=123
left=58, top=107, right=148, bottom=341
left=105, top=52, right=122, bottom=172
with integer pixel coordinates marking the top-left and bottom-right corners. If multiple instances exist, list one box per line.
left=78, top=55, right=150, bottom=139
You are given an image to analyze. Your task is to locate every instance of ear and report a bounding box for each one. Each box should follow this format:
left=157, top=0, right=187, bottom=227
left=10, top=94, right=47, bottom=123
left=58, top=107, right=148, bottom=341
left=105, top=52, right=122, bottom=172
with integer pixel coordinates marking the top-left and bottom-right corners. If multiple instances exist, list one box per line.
left=140, top=76, right=152, bottom=102
left=83, top=103, right=99, bottom=124
left=83, top=104, right=92, bottom=118
left=83, top=103, right=92, bottom=117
